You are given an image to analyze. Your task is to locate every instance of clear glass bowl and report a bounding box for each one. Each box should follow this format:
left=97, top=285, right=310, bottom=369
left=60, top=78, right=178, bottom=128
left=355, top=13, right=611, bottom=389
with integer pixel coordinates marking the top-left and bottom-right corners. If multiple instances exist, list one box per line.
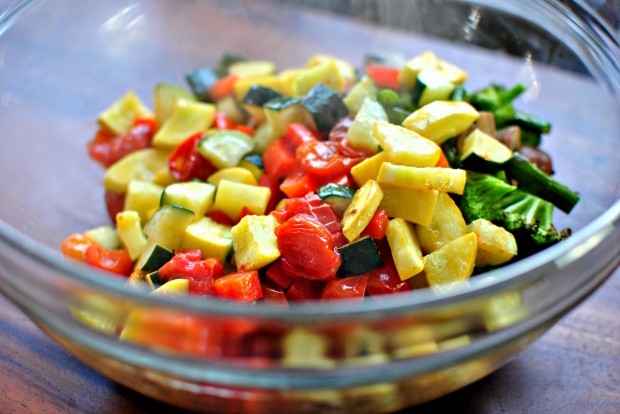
left=0, top=0, right=618, bottom=412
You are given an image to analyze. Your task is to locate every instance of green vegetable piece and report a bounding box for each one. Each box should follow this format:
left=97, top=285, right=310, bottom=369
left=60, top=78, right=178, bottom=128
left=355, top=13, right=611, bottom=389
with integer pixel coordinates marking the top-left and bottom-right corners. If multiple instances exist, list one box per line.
left=242, top=85, right=283, bottom=107
left=185, top=67, right=219, bottom=102
left=337, top=236, right=384, bottom=276
left=301, top=83, right=349, bottom=133
left=317, top=183, right=357, bottom=217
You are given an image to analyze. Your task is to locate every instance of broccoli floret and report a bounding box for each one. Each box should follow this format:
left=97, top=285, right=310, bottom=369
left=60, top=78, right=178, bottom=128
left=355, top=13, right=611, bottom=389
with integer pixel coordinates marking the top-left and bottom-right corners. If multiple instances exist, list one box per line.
left=460, top=172, right=570, bottom=257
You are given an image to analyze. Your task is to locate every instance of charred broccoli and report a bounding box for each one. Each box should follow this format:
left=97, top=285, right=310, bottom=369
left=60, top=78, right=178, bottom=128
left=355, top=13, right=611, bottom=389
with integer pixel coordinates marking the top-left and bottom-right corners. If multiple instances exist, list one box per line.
left=459, top=172, right=571, bottom=257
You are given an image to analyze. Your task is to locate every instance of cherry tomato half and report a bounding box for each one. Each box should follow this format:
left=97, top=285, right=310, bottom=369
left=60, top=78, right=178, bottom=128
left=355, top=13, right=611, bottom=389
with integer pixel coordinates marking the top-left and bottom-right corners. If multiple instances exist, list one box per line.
left=88, top=118, right=155, bottom=167
left=274, top=214, right=341, bottom=281
left=84, top=244, right=134, bottom=276
left=168, top=133, right=216, bottom=182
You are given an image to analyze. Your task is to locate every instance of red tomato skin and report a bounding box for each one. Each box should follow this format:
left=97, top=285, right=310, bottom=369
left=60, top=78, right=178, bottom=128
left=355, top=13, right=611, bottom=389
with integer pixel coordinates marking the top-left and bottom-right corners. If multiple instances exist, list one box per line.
left=104, top=191, right=126, bottom=223
left=283, top=123, right=320, bottom=150
left=259, top=174, right=284, bottom=214
left=320, top=275, right=369, bottom=301
left=285, top=278, right=326, bottom=302
left=279, top=171, right=318, bottom=198
left=264, top=260, right=298, bottom=290
left=366, top=240, right=413, bottom=295
left=168, top=133, right=216, bottom=182
left=88, top=119, right=155, bottom=167
left=213, top=112, right=237, bottom=130
left=208, top=210, right=237, bottom=226
left=274, top=214, right=341, bottom=281
left=84, top=244, right=134, bottom=276
left=365, top=64, right=401, bottom=89
left=213, top=271, right=263, bottom=302
left=158, top=250, right=224, bottom=295
left=260, top=281, right=289, bottom=307
left=361, top=209, right=389, bottom=240
left=296, top=141, right=363, bottom=180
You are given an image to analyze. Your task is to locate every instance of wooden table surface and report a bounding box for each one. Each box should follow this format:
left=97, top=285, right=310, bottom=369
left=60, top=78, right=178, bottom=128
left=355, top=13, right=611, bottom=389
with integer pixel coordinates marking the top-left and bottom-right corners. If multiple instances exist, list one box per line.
left=0, top=265, right=617, bottom=414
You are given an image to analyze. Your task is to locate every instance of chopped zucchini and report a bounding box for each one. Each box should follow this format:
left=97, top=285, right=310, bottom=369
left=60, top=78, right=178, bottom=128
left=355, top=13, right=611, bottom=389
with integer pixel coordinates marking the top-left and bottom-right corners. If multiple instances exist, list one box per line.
left=343, top=75, right=378, bottom=115
left=116, top=211, right=148, bottom=260
left=154, top=83, right=195, bottom=127
left=377, top=163, right=466, bottom=194
left=350, top=152, right=387, bottom=187
left=379, top=187, right=438, bottom=226
left=467, top=218, right=518, bottom=267
left=399, top=51, right=467, bottom=90
left=415, top=192, right=467, bottom=254
left=337, top=236, right=383, bottom=276
left=124, top=180, right=165, bottom=224
left=233, top=75, right=282, bottom=102
left=373, top=121, right=441, bottom=167
left=143, top=204, right=195, bottom=250
left=160, top=181, right=216, bottom=221
left=185, top=67, right=219, bottom=101
left=103, top=148, right=170, bottom=193
left=301, top=83, right=349, bottom=133
left=251, top=122, right=276, bottom=155
left=216, top=95, right=247, bottom=124
left=135, top=241, right=174, bottom=272
left=150, top=279, right=189, bottom=297
left=197, top=130, right=255, bottom=170
left=152, top=100, right=216, bottom=149
left=317, top=183, right=357, bottom=217
left=98, top=91, right=153, bottom=136
left=207, top=167, right=258, bottom=186
left=305, top=54, right=356, bottom=86
left=228, top=60, right=276, bottom=78
left=231, top=214, right=280, bottom=271
left=341, top=180, right=384, bottom=243
left=84, top=225, right=120, bottom=250
left=410, top=69, right=455, bottom=107
left=460, top=129, right=513, bottom=170
left=386, top=218, right=424, bottom=281
left=242, top=84, right=283, bottom=107
left=424, top=233, right=477, bottom=289
left=293, top=60, right=345, bottom=96
left=238, top=154, right=264, bottom=181
left=402, top=100, right=479, bottom=145
left=212, top=179, right=271, bottom=220
left=264, top=96, right=313, bottom=141
left=347, top=97, right=388, bottom=154
left=180, top=217, right=232, bottom=263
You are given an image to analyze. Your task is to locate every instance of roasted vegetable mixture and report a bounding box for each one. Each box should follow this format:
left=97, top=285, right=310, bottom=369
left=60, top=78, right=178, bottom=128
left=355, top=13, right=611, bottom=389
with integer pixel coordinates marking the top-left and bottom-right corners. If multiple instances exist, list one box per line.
left=61, top=51, right=579, bottom=303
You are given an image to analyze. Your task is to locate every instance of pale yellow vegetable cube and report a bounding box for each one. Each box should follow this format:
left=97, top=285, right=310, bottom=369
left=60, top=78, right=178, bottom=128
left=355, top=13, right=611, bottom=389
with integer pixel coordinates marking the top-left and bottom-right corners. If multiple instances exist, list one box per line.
left=160, top=181, right=216, bottom=222
left=467, top=218, right=518, bottom=266
left=293, top=60, right=345, bottom=96
left=84, top=225, right=120, bottom=250
left=123, top=180, right=165, bottom=224
left=305, top=54, right=356, bottom=85
left=415, top=192, right=467, bottom=254
left=116, top=211, right=148, bottom=260
left=350, top=152, right=387, bottom=187
left=373, top=121, right=441, bottom=167
left=402, top=101, right=479, bottom=145
left=347, top=97, right=388, bottom=154
left=104, top=148, right=170, bottom=193
left=424, top=232, right=477, bottom=288
left=152, top=100, right=215, bottom=149
left=460, top=129, right=513, bottom=164
left=278, top=69, right=305, bottom=97
left=341, top=180, right=384, bottom=242
left=228, top=60, right=276, bottom=78
left=399, top=51, right=468, bottom=90
left=232, top=214, right=280, bottom=271
left=234, top=75, right=282, bottom=101
left=150, top=279, right=189, bottom=297
left=212, top=179, right=271, bottom=221
left=98, top=91, right=153, bottom=136
left=181, top=217, right=232, bottom=263
left=386, top=218, right=424, bottom=281
left=377, top=163, right=466, bottom=194
left=207, top=167, right=258, bottom=186
left=379, top=187, right=438, bottom=226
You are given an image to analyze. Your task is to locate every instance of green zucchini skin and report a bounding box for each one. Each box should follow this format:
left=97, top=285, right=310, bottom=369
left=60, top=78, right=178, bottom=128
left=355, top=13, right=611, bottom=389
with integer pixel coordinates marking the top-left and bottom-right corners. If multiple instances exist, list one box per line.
left=302, top=83, right=349, bottom=133
left=185, top=67, right=219, bottom=102
left=337, top=236, right=384, bottom=276
left=243, top=85, right=283, bottom=107
left=317, top=183, right=357, bottom=217
left=137, top=243, right=174, bottom=272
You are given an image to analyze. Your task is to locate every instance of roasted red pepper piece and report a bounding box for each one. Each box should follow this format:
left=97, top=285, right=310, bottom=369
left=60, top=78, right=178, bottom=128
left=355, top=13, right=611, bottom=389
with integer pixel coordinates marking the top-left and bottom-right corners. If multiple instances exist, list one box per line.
left=285, top=278, right=326, bottom=301
left=365, top=64, right=401, bottom=89
left=361, top=209, right=389, bottom=240
left=84, top=244, right=134, bottom=276
left=168, top=133, right=216, bottom=182
left=366, top=240, right=413, bottom=295
left=60, top=233, right=95, bottom=262
left=213, top=271, right=263, bottom=302
left=88, top=118, right=155, bottom=167
left=263, top=137, right=295, bottom=180
left=104, top=190, right=126, bottom=222
left=158, top=250, right=224, bottom=295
